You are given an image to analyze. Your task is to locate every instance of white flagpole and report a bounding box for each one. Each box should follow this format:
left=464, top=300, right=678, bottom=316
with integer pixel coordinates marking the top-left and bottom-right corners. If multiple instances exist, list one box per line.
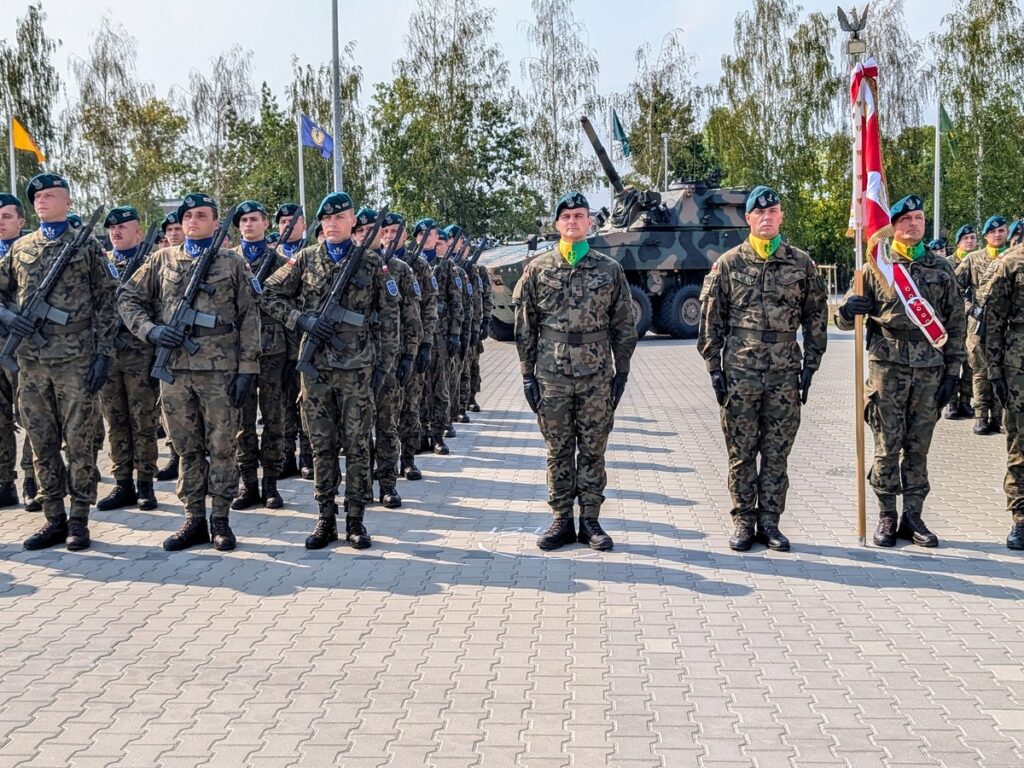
left=851, top=65, right=867, bottom=547
left=8, top=116, right=16, bottom=193
left=933, top=101, right=942, bottom=240
left=296, top=113, right=306, bottom=216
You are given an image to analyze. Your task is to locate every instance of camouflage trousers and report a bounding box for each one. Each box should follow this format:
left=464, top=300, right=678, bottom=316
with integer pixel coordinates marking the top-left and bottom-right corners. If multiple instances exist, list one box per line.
left=161, top=371, right=240, bottom=518
left=426, top=339, right=452, bottom=438
left=536, top=368, right=615, bottom=517
left=99, top=353, right=160, bottom=482
left=0, top=370, right=16, bottom=483
left=864, top=361, right=942, bottom=509
left=399, top=370, right=426, bottom=463
left=301, top=366, right=374, bottom=513
left=968, top=334, right=1001, bottom=417
left=237, top=352, right=286, bottom=481
left=283, top=373, right=310, bottom=458
left=720, top=367, right=801, bottom=521
left=471, top=341, right=483, bottom=397
left=1006, top=411, right=1024, bottom=524
left=372, top=372, right=402, bottom=490
left=459, top=344, right=478, bottom=412
left=957, top=357, right=973, bottom=402
left=18, top=355, right=102, bottom=519
left=448, top=349, right=465, bottom=423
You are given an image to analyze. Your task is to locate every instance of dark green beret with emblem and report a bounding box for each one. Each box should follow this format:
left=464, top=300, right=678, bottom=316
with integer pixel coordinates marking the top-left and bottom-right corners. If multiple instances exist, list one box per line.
left=275, top=202, right=300, bottom=223
left=161, top=211, right=179, bottom=232
left=0, top=193, right=23, bottom=210
left=745, top=185, right=781, bottom=213
left=268, top=232, right=280, bottom=244
left=383, top=212, right=405, bottom=227
left=232, top=200, right=267, bottom=227
left=104, top=206, right=140, bottom=228
left=982, top=215, right=1006, bottom=236
left=553, top=191, right=589, bottom=220
left=26, top=173, right=70, bottom=205
left=436, top=227, right=449, bottom=242
left=177, top=192, right=218, bottom=222
left=413, top=217, right=437, bottom=237
left=954, top=224, right=974, bottom=245
left=67, top=213, right=83, bottom=229
left=888, top=194, right=923, bottom=224
left=927, top=238, right=946, bottom=251
left=1009, top=219, right=1024, bottom=242
left=355, top=207, right=378, bottom=226
left=316, top=191, right=354, bottom=220
left=444, top=224, right=464, bottom=240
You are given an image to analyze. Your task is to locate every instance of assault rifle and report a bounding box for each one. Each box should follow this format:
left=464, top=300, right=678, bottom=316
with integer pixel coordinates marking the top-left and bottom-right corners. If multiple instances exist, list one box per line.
left=382, top=222, right=405, bottom=264
left=150, top=205, right=237, bottom=384
left=254, top=206, right=302, bottom=290
left=404, top=227, right=431, bottom=265
left=113, top=222, right=161, bottom=350
left=294, top=205, right=389, bottom=377
left=0, top=206, right=105, bottom=373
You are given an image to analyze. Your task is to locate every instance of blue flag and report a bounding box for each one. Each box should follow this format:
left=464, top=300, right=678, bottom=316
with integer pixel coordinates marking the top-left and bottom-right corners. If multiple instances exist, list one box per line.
left=300, top=114, right=334, bottom=159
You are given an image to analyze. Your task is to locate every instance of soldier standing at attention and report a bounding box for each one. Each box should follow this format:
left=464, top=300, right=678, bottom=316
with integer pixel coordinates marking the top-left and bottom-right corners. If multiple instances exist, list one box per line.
left=97, top=206, right=160, bottom=512
left=230, top=201, right=288, bottom=511
left=260, top=192, right=400, bottom=550
left=836, top=195, right=966, bottom=548
left=944, top=224, right=977, bottom=420
left=468, top=260, right=493, bottom=413
left=0, top=174, right=118, bottom=551
left=456, top=239, right=483, bottom=424
left=957, top=215, right=1008, bottom=435
left=424, top=227, right=463, bottom=455
left=513, top=191, right=637, bottom=551
left=698, top=186, right=828, bottom=552
left=155, top=214, right=185, bottom=483
left=0, top=193, right=26, bottom=508
left=119, top=193, right=259, bottom=552
left=274, top=202, right=308, bottom=479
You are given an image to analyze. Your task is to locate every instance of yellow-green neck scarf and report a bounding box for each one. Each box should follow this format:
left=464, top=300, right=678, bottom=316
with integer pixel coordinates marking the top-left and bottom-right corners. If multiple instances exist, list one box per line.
left=891, top=239, right=925, bottom=261
left=748, top=234, right=782, bottom=260
left=986, top=244, right=1007, bottom=260
left=954, top=247, right=968, bottom=261
left=558, top=239, right=589, bottom=267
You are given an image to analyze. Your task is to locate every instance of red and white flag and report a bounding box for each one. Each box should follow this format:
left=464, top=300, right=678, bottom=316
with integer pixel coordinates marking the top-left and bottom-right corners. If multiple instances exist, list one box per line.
left=850, top=58, right=947, bottom=349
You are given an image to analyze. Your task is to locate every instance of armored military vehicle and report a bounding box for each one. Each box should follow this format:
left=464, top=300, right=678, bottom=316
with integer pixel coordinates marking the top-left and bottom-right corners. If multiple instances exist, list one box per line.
left=483, top=116, right=750, bottom=341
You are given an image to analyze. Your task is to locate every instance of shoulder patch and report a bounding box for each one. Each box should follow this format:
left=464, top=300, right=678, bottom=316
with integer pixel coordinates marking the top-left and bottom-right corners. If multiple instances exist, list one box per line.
left=412, top=280, right=422, bottom=296
left=455, top=276, right=463, bottom=289
left=431, top=275, right=439, bottom=290
left=107, top=262, right=120, bottom=280
left=251, top=277, right=263, bottom=295
left=466, top=282, right=474, bottom=295
left=382, top=264, right=390, bottom=274
left=386, top=279, right=399, bottom=297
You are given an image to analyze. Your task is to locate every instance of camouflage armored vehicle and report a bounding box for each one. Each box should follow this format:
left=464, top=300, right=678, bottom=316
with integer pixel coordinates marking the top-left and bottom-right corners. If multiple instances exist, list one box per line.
left=483, top=116, right=750, bottom=341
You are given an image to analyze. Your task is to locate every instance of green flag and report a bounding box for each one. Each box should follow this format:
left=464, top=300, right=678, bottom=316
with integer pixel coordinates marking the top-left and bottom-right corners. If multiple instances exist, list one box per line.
left=611, top=109, right=632, bottom=158
left=939, top=103, right=958, bottom=160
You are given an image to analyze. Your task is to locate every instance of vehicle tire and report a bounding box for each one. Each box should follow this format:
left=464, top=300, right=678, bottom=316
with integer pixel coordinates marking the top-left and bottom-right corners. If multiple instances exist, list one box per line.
left=489, top=317, right=514, bottom=341
left=656, top=283, right=703, bottom=339
left=629, top=285, right=653, bottom=340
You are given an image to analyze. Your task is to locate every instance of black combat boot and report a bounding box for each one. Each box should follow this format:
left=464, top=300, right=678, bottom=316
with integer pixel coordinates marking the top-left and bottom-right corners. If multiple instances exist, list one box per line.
left=1007, top=521, right=1024, bottom=551
left=279, top=450, right=299, bottom=479
left=306, top=502, right=339, bottom=550
left=345, top=504, right=372, bottom=549
left=873, top=507, right=898, bottom=547
left=756, top=515, right=790, bottom=552
left=729, top=516, right=757, bottom=552
left=418, top=435, right=432, bottom=455
left=578, top=516, right=613, bottom=551
left=262, top=477, right=283, bottom=509
left=97, top=479, right=137, bottom=511
left=989, top=407, right=1003, bottom=434
left=455, top=411, right=470, bottom=423
left=66, top=518, right=91, bottom=551
left=958, top=400, right=975, bottom=418
left=298, top=450, right=314, bottom=480
left=24, top=513, right=68, bottom=550
left=210, top=517, right=236, bottom=551
left=941, top=398, right=959, bottom=420
left=401, top=461, right=422, bottom=481
left=0, top=481, right=18, bottom=508
left=156, top=452, right=180, bottom=481
left=432, top=435, right=450, bottom=455
left=537, top=516, right=576, bottom=551
left=974, top=411, right=991, bottom=435
left=444, top=426, right=457, bottom=438
left=137, top=480, right=158, bottom=511
left=379, top=486, right=402, bottom=508
left=468, top=397, right=480, bottom=413
left=897, top=499, right=938, bottom=547
left=23, top=477, right=41, bottom=512
left=231, top=477, right=262, bottom=510
left=162, top=516, right=210, bottom=551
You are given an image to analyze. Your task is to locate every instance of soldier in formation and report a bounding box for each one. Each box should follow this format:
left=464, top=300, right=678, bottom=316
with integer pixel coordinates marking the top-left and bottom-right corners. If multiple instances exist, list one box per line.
left=944, top=224, right=977, bottom=420
left=0, top=193, right=26, bottom=509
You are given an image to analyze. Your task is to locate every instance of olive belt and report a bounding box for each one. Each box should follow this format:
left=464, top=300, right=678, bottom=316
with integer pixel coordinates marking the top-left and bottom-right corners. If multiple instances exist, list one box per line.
left=42, top=318, right=92, bottom=335
left=192, top=323, right=235, bottom=338
left=540, top=327, right=609, bottom=345
left=731, top=327, right=796, bottom=343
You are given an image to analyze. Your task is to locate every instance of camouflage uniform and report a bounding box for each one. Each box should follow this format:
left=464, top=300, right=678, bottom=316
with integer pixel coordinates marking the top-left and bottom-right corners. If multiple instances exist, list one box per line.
left=425, top=255, right=463, bottom=445
left=448, top=263, right=471, bottom=426
left=118, top=244, right=261, bottom=518
left=946, top=251, right=974, bottom=408
left=260, top=240, right=400, bottom=514
left=956, top=248, right=1003, bottom=420
left=836, top=250, right=966, bottom=518
left=698, top=241, right=828, bottom=528
left=513, top=248, right=637, bottom=517
left=398, top=251, right=438, bottom=466
left=0, top=228, right=118, bottom=520
left=472, top=264, right=494, bottom=405
left=458, top=262, right=484, bottom=416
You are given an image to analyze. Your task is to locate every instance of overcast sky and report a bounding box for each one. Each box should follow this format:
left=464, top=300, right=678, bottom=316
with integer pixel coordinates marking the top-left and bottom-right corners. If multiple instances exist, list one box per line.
left=3, top=0, right=952, bottom=109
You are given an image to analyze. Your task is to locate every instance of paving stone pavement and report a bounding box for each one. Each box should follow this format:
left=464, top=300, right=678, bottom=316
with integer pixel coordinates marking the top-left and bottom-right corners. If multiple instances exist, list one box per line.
left=0, top=333, right=1022, bottom=768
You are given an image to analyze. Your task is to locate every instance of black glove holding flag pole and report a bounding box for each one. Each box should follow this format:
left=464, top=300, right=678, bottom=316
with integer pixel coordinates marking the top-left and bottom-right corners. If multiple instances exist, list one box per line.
left=839, top=294, right=872, bottom=321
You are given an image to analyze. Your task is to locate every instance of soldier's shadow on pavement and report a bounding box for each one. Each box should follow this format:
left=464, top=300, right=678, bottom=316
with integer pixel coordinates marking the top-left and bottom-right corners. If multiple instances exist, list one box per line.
left=0, top=570, right=36, bottom=598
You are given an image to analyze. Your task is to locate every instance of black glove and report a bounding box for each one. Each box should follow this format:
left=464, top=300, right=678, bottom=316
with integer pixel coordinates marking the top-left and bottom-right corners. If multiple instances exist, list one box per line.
left=523, top=374, right=541, bottom=413
left=839, top=294, right=873, bottom=322
left=934, top=375, right=958, bottom=409
left=147, top=324, right=185, bottom=349
left=396, top=354, right=415, bottom=387
left=611, top=371, right=628, bottom=409
left=415, top=343, right=432, bottom=373
left=969, top=305, right=985, bottom=321
left=446, top=335, right=461, bottom=358
left=298, top=313, right=333, bottom=344
left=799, top=367, right=815, bottom=405
left=993, top=377, right=1009, bottom=408
left=0, top=307, right=34, bottom=339
left=470, top=332, right=479, bottom=350
left=480, top=322, right=489, bottom=341
left=282, top=359, right=298, bottom=387
left=228, top=373, right=255, bottom=408
left=84, top=354, right=110, bottom=395
left=459, top=335, right=467, bottom=356
left=371, top=365, right=388, bottom=397
left=710, top=370, right=727, bottom=406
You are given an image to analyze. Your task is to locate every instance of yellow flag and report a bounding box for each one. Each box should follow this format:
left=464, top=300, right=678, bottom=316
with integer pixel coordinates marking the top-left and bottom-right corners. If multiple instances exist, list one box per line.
left=11, top=118, right=45, bottom=163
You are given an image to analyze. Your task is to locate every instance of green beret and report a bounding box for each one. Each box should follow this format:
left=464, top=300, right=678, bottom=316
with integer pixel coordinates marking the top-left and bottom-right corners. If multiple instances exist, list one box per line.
left=161, top=211, right=179, bottom=232
left=444, top=224, right=464, bottom=240
left=413, top=218, right=437, bottom=237
left=26, top=173, right=70, bottom=205
left=889, top=195, right=923, bottom=224
left=982, top=215, right=1007, bottom=236
left=746, top=186, right=781, bottom=213
left=553, top=191, right=589, bottom=220
left=436, top=228, right=450, bottom=242
left=383, top=212, right=405, bottom=227
left=104, top=206, right=140, bottom=228
left=954, top=224, right=974, bottom=244
left=275, top=203, right=300, bottom=223
left=355, top=207, right=378, bottom=226
left=232, top=200, right=267, bottom=227
left=927, top=238, right=946, bottom=251
left=1009, top=219, right=1024, bottom=242
left=0, top=193, right=23, bottom=211
left=67, top=213, right=83, bottom=229
left=316, top=191, right=354, bottom=220
left=267, top=232, right=280, bottom=244
left=177, top=193, right=218, bottom=222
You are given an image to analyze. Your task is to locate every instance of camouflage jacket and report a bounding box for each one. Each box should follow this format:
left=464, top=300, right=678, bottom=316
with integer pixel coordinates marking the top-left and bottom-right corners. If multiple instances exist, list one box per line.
left=698, top=241, right=828, bottom=374
left=513, top=247, right=637, bottom=377
left=461, top=264, right=483, bottom=339
left=983, top=248, right=1024, bottom=384
left=477, top=264, right=494, bottom=334
left=386, top=255, right=423, bottom=358
left=0, top=227, right=119, bottom=362
left=430, top=256, right=463, bottom=338
left=118, top=244, right=261, bottom=375
left=107, top=251, right=155, bottom=362
left=405, top=251, right=438, bottom=343
left=232, top=243, right=294, bottom=359
left=835, top=249, right=966, bottom=375
left=956, top=247, right=1003, bottom=336
left=259, top=240, right=400, bottom=373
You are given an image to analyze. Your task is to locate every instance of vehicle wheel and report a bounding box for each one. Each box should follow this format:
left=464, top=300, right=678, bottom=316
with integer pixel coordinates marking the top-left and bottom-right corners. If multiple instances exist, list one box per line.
left=629, top=285, right=653, bottom=339
left=489, top=317, right=514, bottom=341
left=656, top=283, right=703, bottom=339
